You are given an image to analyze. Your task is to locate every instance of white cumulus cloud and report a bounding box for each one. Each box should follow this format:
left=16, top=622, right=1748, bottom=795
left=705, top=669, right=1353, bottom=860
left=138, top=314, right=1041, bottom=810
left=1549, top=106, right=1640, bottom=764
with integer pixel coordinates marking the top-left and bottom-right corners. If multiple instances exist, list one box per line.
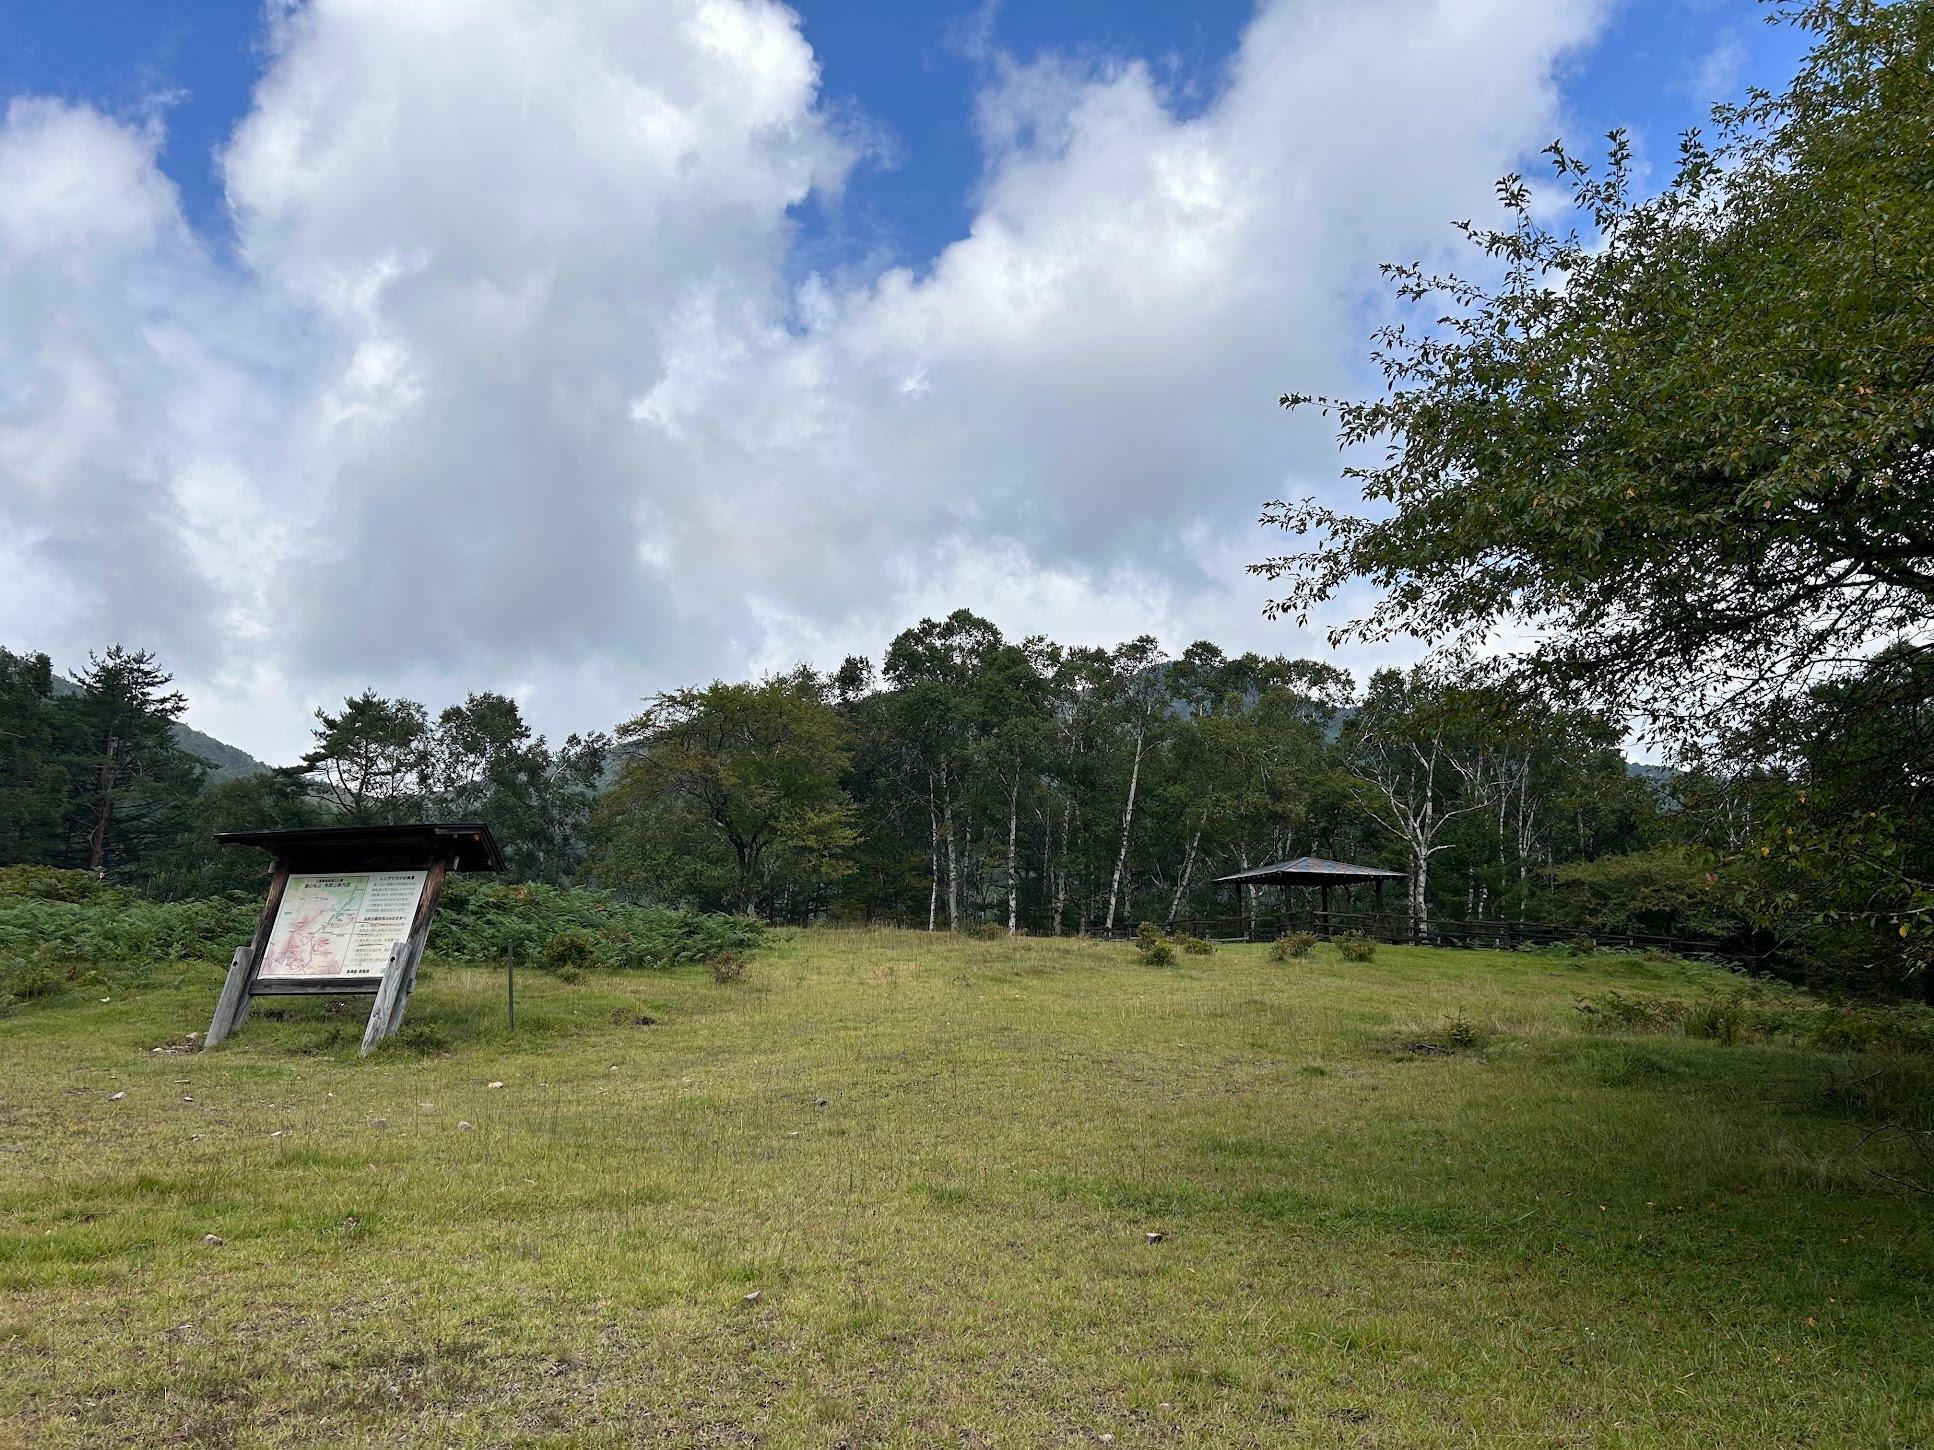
left=0, top=0, right=1605, bottom=761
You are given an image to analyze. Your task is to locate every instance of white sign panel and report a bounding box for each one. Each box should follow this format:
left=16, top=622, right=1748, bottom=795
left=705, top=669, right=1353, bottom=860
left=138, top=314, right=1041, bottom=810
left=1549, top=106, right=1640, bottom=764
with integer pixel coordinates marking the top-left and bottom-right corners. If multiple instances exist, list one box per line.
left=259, top=871, right=428, bottom=979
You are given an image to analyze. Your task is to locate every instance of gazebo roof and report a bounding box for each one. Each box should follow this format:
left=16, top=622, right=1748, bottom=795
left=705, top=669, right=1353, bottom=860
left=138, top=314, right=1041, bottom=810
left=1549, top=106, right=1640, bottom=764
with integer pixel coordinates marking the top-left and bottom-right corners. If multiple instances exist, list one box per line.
left=1213, top=855, right=1406, bottom=888
left=217, top=821, right=504, bottom=874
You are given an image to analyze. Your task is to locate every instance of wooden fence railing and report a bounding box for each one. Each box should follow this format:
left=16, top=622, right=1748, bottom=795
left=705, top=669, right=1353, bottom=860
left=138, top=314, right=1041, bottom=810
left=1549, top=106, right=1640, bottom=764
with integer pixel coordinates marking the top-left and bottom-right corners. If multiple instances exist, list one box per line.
left=1086, top=907, right=1731, bottom=960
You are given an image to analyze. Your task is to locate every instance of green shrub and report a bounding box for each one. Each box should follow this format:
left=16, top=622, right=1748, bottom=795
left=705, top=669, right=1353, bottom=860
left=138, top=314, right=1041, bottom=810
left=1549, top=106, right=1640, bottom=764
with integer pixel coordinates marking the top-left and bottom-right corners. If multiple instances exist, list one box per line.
left=0, top=878, right=257, bottom=982
left=1, top=961, right=66, bottom=1000
left=962, top=921, right=1003, bottom=941
left=1564, top=934, right=1598, bottom=957
left=0, top=866, right=112, bottom=903
left=1132, top=922, right=1178, bottom=965
left=1546, top=845, right=1738, bottom=941
left=429, top=880, right=764, bottom=970
left=537, top=928, right=602, bottom=973
left=0, top=872, right=765, bottom=998
left=710, top=952, right=748, bottom=984
left=1173, top=934, right=1214, bottom=956
left=1334, top=931, right=1377, bottom=963
left=1684, top=994, right=1745, bottom=1045
left=1272, top=931, right=1319, bottom=962
left=1575, top=986, right=1934, bottom=1056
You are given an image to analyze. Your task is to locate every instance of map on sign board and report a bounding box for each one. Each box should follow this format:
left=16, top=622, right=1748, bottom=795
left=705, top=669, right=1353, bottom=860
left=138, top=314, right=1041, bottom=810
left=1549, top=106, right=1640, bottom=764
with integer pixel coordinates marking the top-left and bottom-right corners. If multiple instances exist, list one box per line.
left=259, top=871, right=427, bottom=978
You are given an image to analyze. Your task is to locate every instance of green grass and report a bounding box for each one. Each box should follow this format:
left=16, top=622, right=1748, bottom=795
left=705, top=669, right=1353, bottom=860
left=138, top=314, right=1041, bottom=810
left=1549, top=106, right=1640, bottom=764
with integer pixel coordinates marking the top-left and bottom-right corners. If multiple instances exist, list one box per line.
left=2, top=932, right=1930, bottom=1446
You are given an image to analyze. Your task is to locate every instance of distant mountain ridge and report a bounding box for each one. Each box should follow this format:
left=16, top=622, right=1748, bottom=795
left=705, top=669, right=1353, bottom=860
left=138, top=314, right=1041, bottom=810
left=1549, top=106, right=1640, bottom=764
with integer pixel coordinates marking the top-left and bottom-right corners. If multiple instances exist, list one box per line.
left=45, top=673, right=269, bottom=782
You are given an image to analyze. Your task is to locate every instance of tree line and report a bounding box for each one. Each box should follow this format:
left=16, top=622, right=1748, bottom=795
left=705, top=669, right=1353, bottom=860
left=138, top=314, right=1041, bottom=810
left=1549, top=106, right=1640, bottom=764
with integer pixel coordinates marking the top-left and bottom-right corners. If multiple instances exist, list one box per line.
left=0, top=646, right=607, bottom=897
left=1, top=626, right=1731, bottom=963
left=586, top=613, right=1665, bottom=946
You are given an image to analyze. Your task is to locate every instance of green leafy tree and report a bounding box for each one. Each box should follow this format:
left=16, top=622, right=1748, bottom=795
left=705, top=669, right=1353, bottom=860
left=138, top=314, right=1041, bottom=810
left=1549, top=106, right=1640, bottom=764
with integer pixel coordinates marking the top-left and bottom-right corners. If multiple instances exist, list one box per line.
left=1039, top=643, right=1113, bottom=933
left=301, top=691, right=431, bottom=823
left=430, top=692, right=609, bottom=883
left=1732, top=645, right=1934, bottom=996
left=1257, top=2, right=1934, bottom=974
left=971, top=640, right=1053, bottom=933
left=594, top=672, right=856, bottom=917
left=1100, top=635, right=1168, bottom=931
left=883, top=610, right=1004, bottom=929
left=1256, top=2, right=1934, bottom=742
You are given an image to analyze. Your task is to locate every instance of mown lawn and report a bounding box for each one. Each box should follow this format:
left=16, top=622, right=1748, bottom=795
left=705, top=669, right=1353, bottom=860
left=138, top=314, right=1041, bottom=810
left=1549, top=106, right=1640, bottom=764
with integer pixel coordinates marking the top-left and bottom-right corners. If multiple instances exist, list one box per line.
left=1, top=931, right=1930, bottom=1446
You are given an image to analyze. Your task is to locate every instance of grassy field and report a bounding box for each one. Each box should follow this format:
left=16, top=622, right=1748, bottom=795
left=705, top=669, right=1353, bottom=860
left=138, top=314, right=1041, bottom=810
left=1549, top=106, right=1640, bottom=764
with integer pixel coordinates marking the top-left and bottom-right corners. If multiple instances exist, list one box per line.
left=2, top=930, right=1930, bottom=1447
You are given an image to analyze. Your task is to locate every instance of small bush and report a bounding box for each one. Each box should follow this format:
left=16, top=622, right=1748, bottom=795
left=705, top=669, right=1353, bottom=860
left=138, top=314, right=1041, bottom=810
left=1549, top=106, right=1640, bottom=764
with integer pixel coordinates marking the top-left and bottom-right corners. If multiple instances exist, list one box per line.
left=537, top=929, right=602, bottom=974
left=1564, top=934, right=1597, bottom=957
left=1334, top=931, right=1377, bottom=963
left=1683, top=993, right=1746, bottom=1045
left=710, top=952, right=748, bottom=984
left=1132, top=922, right=1179, bottom=965
left=1272, top=931, right=1319, bottom=962
left=0, top=961, right=65, bottom=1000
left=1173, top=934, right=1215, bottom=956
left=961, top=921, right=1003, bottom=941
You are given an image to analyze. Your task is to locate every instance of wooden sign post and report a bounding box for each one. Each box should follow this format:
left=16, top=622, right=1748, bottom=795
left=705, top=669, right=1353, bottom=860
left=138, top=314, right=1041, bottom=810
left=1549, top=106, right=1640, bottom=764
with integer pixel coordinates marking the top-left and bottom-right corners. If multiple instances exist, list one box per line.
left=202, top=822, right=503, bottom=1057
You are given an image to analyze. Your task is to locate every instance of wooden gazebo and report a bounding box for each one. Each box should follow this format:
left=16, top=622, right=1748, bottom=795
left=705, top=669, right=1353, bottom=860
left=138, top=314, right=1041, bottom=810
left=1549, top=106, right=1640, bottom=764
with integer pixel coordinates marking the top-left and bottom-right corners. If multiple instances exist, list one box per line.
left=1213, top=855, right=1407, bottom=938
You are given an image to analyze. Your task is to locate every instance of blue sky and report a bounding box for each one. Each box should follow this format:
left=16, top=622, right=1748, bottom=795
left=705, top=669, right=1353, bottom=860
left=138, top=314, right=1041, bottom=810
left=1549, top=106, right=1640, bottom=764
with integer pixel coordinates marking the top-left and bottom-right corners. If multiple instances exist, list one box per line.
left=3, top=0, right=1805, bottom=275
left=0, top=1, right=1810, bottom=759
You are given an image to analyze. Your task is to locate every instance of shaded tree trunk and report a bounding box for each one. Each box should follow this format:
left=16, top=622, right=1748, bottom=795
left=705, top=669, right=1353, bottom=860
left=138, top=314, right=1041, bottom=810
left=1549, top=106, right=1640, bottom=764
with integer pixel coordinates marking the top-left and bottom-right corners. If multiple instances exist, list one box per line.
left=943, top=769, right=960, bottom=930
left=87, top=733, right=116, bottom=874
left=1167, top=811, right=1205, bottom=929
left=927, top=780, right=940, bottom=932
left=1006, top=774, right=1020, bottom=934
left=1104, top=725, right=1146, bottom=931
left=1051, top=800, right=1072, bottom=935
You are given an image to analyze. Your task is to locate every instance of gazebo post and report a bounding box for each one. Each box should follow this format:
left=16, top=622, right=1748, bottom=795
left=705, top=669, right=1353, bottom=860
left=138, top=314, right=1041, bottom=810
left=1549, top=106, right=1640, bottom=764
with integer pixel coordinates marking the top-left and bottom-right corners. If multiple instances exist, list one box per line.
left=1320, top=883, right=1330, bottom=938
left=1374, top=878, right=1385, bottom=941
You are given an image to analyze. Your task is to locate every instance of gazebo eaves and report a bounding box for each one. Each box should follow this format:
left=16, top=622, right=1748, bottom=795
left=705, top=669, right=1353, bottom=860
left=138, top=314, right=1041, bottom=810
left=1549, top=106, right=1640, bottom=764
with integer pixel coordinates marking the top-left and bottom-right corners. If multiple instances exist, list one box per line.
left=1212, top=856, right=1407, bottom=888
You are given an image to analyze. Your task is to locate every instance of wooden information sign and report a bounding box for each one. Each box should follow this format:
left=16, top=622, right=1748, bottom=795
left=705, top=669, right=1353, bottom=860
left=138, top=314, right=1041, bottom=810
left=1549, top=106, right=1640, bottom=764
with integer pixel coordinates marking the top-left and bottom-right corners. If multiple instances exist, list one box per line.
left=203, top=822, right=503, bottom=1056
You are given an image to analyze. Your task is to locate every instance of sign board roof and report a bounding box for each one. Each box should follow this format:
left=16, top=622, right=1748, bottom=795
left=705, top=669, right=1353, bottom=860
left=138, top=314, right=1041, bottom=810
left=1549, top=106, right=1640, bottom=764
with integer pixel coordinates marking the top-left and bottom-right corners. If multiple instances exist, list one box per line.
left=216, top=821, right=505, bottom=874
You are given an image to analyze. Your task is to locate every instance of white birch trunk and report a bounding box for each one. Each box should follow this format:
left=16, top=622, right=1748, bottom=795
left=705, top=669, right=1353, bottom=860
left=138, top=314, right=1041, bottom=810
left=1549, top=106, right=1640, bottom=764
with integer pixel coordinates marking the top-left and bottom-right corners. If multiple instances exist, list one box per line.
left=1104, top=725, right=1146, bottom=931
